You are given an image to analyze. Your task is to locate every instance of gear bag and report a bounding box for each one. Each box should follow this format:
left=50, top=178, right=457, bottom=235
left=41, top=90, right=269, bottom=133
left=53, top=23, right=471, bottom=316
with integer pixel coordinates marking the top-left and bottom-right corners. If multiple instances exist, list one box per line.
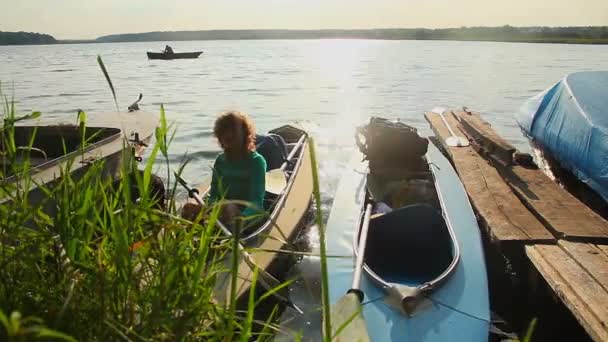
left=355, top=117, right=428, bottom=171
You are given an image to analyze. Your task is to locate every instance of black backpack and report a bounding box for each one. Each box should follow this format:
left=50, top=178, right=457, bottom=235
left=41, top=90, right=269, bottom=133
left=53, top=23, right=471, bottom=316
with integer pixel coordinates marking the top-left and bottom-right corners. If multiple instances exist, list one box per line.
left=256, top=134, right=288, bottom=171
left=355, top=117, right=428, bottom=171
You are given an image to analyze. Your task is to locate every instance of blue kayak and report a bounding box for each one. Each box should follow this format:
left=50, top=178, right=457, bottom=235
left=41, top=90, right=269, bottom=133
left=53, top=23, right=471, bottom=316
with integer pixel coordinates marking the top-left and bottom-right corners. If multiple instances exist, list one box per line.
left=517, top=71, right=608, bottom=202
left=326, top=118, right=490, bottom=341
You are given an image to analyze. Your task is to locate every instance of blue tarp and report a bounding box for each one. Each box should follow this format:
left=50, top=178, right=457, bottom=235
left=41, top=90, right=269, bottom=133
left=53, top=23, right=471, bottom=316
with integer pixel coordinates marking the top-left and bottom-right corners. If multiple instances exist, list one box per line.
left=517, top=71, right=608, bottom=202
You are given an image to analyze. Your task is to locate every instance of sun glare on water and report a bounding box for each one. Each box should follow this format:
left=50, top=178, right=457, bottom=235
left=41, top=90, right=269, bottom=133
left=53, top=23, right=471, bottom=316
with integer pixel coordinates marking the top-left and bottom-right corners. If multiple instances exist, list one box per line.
left=314, top=39, right=369, bottom=139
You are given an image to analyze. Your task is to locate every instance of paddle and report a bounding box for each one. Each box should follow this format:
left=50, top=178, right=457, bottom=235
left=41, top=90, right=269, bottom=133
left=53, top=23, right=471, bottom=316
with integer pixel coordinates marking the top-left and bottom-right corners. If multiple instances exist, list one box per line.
left=328, top=203, right=372, bottom=341
left=263, top=133, right=307, bottom=195
left=431, top=107, right=470, bottom=147
left=175, top=172, right=303, bottom=314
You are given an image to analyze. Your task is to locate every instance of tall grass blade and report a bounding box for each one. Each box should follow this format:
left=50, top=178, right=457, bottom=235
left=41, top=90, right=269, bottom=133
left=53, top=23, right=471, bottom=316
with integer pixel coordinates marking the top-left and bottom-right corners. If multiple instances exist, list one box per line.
left=308, top=138, right=332, bottom=342
left=96, top=55, right=119, bottom=111
left=227, top=223, right=241, bottom=341
left=522, top=317, right=537, bottom=342
left=36, top=328, right=78, bottom=342
left=241, top=266, right=259, bottom=342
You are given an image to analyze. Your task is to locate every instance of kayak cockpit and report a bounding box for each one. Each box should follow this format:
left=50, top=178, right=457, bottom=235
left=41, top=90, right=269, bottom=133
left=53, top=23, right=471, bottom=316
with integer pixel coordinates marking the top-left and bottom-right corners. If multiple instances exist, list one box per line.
left=365, top=203, right=454, bottom=286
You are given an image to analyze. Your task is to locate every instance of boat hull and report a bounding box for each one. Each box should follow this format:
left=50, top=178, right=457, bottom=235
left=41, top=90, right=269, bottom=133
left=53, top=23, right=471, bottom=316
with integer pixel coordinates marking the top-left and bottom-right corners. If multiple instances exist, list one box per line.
left=1, top=111, right=158, bottom=218
left=326, top=141, right=490, bottom=341
left=146, top=51, right=202, bottom=60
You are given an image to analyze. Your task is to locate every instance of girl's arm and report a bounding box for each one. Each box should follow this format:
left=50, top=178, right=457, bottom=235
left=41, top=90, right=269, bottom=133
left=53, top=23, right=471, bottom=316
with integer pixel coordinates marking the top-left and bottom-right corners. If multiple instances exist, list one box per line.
left=207, top=158, right=221, bottom=204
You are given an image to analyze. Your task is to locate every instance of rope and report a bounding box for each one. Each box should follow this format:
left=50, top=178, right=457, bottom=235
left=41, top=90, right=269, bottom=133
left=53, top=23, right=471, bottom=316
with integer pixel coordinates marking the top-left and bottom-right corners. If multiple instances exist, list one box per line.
left=361, top=294, right=491, bottom=324
left=423, top=295, right=491, bottom=323
left=361, top=296, right=385, bottom=306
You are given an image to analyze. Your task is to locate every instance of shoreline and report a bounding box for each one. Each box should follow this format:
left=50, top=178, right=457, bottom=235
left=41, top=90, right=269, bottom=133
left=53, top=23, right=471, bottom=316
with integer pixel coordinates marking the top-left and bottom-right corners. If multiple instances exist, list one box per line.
left=0, top=37, right=605, bottom=46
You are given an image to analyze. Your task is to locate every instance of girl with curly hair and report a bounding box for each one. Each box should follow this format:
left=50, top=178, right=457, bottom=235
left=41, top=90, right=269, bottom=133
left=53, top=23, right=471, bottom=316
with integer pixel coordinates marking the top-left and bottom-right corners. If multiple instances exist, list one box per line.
left=182, top=111, right=267, bottom=227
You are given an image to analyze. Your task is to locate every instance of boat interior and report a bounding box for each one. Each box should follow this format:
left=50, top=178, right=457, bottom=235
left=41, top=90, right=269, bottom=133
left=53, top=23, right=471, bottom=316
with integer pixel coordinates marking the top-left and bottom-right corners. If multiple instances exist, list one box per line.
left=257, top=125, right=305, bottom=210
left=357, top=121, right=456, bottom=287
left=1, top=125, right=121, bottom=178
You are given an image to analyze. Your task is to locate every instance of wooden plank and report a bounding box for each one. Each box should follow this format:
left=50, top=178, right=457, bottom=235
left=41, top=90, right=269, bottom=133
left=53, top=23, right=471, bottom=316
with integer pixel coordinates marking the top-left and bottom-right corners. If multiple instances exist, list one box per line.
left=425, top=112, right=554, bottom=243
left=504, top=164, right=608, bottom=241
left=559, top=241, right=608, bottom=293
left=454, top=110, right=516, bottom=166
left=527, top=245, right=608, bottom=342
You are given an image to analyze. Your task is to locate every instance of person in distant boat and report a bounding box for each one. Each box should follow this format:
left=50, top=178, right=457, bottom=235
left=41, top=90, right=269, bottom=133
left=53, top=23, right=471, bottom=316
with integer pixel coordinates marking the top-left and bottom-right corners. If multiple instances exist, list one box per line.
left=164, top=45, right=174, bottom=54
left=181, top=111, right=267, bottom=229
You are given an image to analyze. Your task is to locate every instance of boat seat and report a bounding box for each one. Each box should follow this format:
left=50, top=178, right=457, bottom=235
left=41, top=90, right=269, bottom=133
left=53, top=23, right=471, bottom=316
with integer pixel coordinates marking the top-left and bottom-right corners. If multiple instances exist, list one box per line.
left=365, top=203, right=454, bottom=282
left=367, top=173, right=437, bottom=208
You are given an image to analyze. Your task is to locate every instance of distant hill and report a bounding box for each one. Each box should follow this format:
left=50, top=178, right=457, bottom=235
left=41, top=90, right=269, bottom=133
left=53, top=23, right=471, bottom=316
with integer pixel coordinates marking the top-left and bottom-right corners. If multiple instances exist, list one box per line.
left=0, top=31, right=57, bottom=45
left=96, top=26, right=608, bottom=44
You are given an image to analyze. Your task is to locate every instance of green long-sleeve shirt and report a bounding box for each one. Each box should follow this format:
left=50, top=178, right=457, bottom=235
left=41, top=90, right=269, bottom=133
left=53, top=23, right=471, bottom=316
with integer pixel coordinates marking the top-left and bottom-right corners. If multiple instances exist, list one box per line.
left=208, top=151, right=267, bottom=218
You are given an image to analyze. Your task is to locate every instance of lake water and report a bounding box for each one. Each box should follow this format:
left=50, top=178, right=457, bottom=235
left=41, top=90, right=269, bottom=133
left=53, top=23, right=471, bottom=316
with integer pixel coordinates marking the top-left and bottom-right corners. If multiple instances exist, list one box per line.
left=2, top=39, right=608, bottom=339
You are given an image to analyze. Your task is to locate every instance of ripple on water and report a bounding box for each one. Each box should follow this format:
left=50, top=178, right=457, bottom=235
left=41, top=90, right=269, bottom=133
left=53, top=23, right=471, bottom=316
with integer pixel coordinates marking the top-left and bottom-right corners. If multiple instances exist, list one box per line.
left=172, top=150, right=220, bottom=162
left=24, top=94, right=54, bottom=99
left=173, top=130, right=214, bottom=142
left=58, top=93, right=90, bottom=97
left=149, top=100, right=198, bottom=106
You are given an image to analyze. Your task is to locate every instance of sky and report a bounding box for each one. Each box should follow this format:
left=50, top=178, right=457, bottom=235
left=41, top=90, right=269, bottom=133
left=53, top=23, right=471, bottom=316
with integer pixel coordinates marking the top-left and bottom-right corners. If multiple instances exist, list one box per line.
left=0, top=0, right=607, bottom=39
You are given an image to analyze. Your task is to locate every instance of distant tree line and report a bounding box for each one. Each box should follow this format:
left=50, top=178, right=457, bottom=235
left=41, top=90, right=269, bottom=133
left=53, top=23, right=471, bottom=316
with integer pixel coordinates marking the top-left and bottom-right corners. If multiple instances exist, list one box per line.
left=96, top=26, right=608, bottom=44
left=0, top=31, right=57, bottom=45
left=3, top=27, right=608, bottom=45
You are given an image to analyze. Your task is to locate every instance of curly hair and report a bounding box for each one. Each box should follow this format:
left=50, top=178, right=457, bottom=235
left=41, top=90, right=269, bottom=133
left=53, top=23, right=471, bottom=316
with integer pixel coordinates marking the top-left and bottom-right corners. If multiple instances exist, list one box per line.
left=213, top=111, right=256, bottom=153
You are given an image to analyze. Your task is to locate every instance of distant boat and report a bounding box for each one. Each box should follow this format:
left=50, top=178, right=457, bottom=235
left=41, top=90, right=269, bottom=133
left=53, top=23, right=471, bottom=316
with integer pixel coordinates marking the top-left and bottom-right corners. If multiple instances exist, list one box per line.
left=146, top=51, right=202, bottom=60
left=517, top=71, right=608, bottom=215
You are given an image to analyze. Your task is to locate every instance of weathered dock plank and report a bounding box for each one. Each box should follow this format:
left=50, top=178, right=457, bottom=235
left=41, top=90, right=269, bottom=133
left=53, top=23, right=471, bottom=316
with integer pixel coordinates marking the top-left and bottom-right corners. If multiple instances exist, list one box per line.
left=456, top=109, right=516, bottom=166
left=425, top=111, right=554, bottom=244
left=502, top=164, right=608, bottom=241
left=527, top=244, right=608, bottom=342
left=452, top=110, right=608, bottom=242
left=559, top=241, right=608, bottom=292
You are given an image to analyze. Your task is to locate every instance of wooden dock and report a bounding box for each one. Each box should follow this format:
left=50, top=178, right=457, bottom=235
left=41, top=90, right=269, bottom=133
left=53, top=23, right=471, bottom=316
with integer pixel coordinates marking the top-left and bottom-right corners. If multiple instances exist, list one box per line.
left=425, top=110, right=608, bottom=341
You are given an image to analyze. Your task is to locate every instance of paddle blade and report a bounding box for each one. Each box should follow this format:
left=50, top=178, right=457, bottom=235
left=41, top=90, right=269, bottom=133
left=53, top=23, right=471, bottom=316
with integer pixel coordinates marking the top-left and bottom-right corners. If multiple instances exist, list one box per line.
left=265, top=169, right=287, bottom=195
left=431, top=106, right=447, bottom=115
left=446, top=136, right=470, bottom=147
left=328, top=293, right=370, bottom=342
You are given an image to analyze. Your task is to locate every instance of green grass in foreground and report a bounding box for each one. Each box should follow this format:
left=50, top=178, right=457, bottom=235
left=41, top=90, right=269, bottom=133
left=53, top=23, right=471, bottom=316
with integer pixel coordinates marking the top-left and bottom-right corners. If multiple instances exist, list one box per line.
left=0, top=57, right=325, bottom=340
left=0, top=99, right=264, bottom=340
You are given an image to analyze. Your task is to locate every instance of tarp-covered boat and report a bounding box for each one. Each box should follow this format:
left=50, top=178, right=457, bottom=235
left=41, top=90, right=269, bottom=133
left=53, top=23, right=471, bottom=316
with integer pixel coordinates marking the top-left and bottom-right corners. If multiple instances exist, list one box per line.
left=326, top=118, right=490, bottom=341
left=517, top=71, right=608, bottom=203
left=146, top=51, right=202, bottom=60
